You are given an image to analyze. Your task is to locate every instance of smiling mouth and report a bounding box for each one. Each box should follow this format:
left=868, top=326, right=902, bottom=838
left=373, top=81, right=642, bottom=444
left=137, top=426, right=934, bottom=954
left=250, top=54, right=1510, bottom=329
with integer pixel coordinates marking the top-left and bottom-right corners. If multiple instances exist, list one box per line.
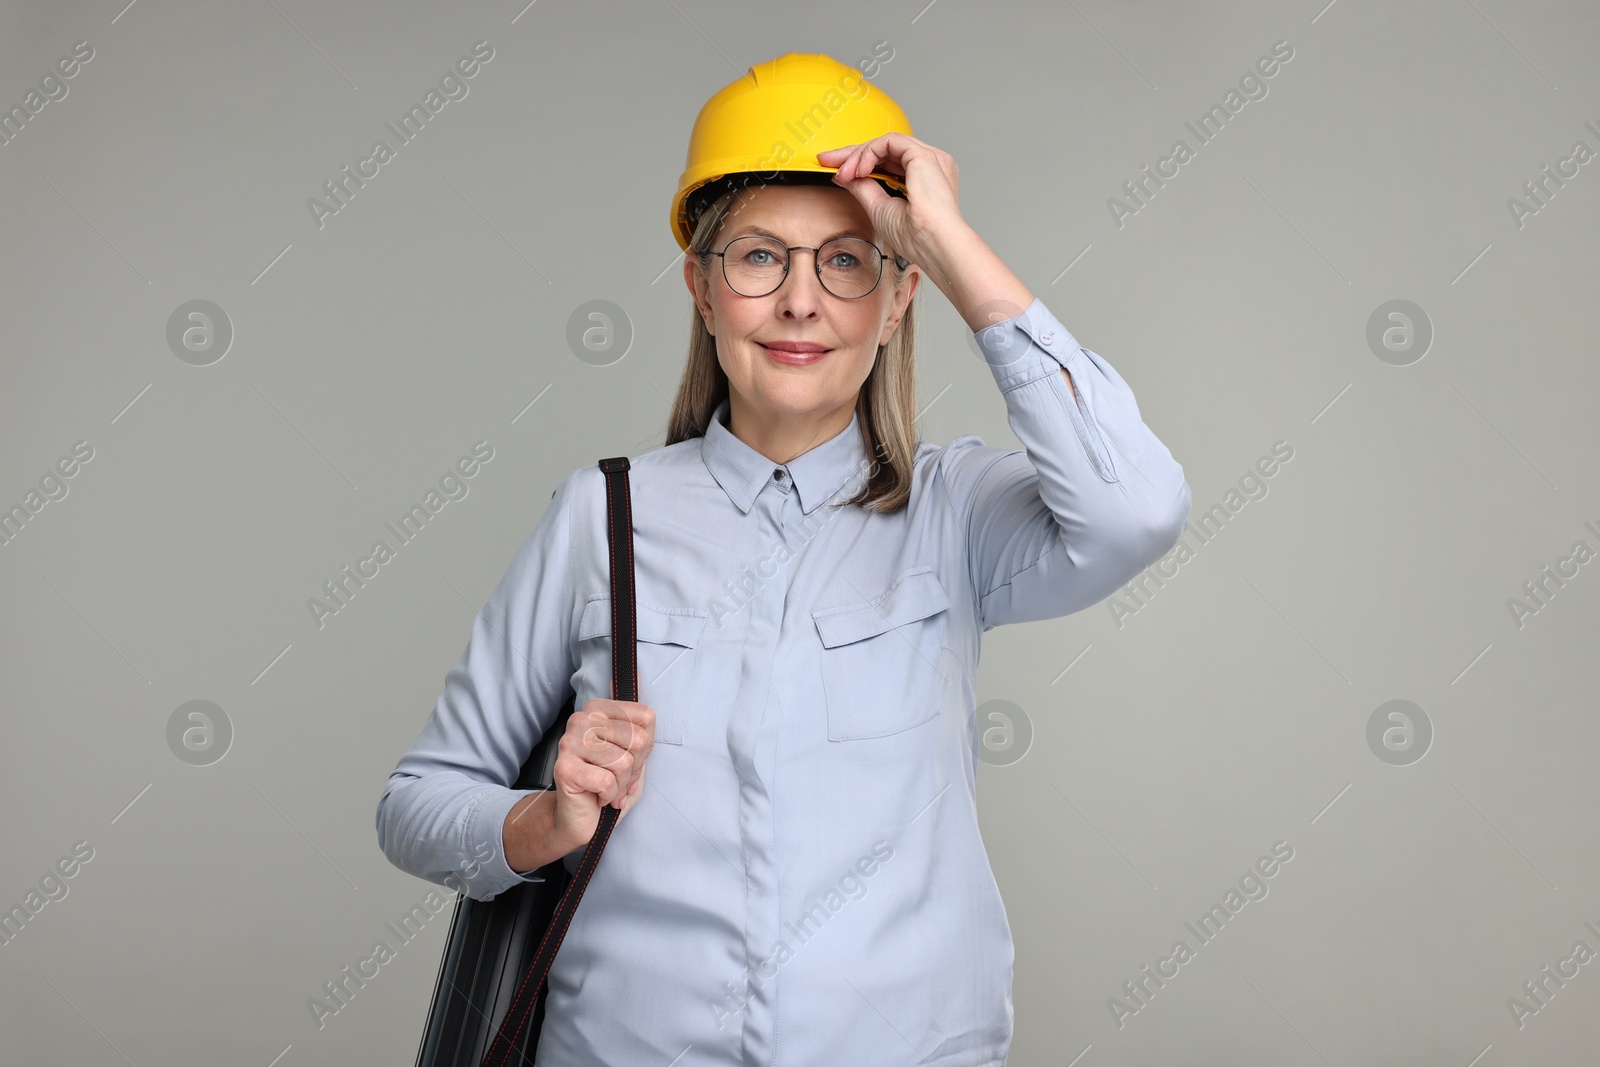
left=758, top=343, right=832, bottom=363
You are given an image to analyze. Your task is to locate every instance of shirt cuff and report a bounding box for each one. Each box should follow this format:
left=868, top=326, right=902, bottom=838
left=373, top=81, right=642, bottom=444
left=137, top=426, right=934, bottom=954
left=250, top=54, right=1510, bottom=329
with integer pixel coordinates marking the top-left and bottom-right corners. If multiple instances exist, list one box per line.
left=972, top=297, right=1083, bottom=394
left=467, top=786, right=549, bottom=898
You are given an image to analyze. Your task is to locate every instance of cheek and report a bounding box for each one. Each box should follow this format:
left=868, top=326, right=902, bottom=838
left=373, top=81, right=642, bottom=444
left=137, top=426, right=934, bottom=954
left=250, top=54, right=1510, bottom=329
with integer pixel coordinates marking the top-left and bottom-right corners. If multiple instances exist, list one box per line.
left=712, top=293, right=761, bottom=339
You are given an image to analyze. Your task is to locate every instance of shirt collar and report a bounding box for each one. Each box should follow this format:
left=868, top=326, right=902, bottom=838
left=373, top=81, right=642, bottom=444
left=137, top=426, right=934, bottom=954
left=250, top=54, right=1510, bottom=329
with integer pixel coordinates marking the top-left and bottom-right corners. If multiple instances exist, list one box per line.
left=700, top=396, right=870, bottom=515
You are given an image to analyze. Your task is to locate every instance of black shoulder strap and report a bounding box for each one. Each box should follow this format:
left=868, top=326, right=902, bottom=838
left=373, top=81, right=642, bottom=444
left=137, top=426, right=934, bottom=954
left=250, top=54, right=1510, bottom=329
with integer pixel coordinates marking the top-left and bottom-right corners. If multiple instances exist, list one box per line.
left=599, top=456, right=637, bottom=704
left=483, top=456, right=634, bottom=1067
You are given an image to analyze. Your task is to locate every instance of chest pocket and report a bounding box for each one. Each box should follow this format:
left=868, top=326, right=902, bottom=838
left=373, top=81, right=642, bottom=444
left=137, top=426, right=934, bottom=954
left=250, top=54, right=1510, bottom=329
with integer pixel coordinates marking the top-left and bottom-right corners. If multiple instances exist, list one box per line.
left=811, top=566, right=957, bottom=741
left=579, top=598, right=707, bottom=745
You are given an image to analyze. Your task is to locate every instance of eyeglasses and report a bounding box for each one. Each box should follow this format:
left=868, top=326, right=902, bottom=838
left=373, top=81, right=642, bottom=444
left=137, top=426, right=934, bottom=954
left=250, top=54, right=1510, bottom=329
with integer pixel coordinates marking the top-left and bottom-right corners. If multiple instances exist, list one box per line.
left=707, top=235, right=907, bottom=300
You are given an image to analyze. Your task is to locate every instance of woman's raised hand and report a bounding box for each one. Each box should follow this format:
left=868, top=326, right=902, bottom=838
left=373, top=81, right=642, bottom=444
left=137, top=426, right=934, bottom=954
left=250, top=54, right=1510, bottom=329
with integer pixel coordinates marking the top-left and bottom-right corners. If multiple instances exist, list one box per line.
left=817, top=132, right=1035, bottom=334
left=816, top=132, right=966, bottom=273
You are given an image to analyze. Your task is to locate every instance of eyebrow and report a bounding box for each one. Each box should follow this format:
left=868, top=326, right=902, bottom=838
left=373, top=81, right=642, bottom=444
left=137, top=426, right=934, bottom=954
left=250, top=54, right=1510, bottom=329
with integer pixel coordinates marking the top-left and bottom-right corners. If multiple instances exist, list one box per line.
left=726, top=225, right=873, bottom=243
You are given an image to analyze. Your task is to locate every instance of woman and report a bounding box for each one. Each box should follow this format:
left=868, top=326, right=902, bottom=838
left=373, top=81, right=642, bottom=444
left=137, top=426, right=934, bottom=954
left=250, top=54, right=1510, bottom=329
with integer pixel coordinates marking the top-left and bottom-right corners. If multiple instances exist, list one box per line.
left=378, top=53, right=1190, bottom=1066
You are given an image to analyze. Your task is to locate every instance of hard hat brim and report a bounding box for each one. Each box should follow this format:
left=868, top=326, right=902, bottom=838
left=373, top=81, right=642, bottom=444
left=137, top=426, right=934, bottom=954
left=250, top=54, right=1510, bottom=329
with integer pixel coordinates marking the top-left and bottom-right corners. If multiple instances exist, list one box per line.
left=674, top=168, right=908, bottom=252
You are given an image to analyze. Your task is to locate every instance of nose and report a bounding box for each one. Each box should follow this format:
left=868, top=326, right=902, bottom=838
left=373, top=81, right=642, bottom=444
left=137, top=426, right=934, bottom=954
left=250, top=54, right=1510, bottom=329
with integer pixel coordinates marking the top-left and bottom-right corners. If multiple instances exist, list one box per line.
left=773, top=248, right=826, bottom=316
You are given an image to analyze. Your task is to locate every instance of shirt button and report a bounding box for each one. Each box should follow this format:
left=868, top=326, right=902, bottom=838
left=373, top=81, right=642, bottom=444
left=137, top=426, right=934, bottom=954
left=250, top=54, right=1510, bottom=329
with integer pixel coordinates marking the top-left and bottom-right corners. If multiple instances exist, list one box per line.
left=774, top=468, right=786, bottom=481
left=1040, top=331, right=1054, bottom=345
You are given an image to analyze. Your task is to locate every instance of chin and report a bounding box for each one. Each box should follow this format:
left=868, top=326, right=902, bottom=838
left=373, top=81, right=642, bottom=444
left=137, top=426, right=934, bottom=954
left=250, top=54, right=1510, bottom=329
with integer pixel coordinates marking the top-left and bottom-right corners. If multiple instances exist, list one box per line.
left=757, top=389, right=828, bottom=413
left=744, top=382, right=836, bottom=414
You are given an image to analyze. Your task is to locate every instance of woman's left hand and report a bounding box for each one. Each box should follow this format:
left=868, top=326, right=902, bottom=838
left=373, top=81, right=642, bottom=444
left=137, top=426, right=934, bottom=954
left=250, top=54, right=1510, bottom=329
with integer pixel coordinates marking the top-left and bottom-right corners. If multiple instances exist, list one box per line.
left=816, top=133, right=968, bottom=271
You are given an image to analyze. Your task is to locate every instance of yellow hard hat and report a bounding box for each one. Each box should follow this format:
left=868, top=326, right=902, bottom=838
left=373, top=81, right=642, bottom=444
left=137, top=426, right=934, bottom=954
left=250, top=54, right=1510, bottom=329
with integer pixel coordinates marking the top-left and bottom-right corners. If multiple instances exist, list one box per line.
left=670, top=52, right=913, bottom=251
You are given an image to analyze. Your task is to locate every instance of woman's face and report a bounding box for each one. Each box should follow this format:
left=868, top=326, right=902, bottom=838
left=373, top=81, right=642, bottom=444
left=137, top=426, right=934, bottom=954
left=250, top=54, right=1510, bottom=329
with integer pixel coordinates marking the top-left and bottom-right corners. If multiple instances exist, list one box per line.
left=684, top=183, right=918, bottom=434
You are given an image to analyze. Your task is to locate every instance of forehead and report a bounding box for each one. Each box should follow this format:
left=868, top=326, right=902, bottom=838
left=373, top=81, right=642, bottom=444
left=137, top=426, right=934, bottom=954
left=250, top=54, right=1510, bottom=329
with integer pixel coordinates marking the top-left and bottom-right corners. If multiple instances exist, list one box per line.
left=719, top=183, right=875, bottom=242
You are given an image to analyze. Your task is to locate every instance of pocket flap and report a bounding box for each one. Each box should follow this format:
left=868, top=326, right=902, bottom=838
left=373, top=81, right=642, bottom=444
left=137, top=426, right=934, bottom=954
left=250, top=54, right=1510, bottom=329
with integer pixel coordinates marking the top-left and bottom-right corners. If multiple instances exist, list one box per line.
left=812, top=568, right=950, bottom=649
left=580, top=598, right=707, bottom=648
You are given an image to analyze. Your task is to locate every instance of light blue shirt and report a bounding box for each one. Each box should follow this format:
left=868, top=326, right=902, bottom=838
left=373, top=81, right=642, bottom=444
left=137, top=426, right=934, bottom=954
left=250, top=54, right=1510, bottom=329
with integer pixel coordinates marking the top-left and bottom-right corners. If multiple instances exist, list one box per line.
left=376, top=297, right=1191, bottom=1066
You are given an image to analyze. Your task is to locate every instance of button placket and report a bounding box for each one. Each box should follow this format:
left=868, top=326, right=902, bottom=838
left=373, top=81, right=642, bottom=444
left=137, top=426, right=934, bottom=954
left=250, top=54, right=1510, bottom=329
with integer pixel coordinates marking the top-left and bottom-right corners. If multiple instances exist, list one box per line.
left=729, top=487, right=785, bottom=1060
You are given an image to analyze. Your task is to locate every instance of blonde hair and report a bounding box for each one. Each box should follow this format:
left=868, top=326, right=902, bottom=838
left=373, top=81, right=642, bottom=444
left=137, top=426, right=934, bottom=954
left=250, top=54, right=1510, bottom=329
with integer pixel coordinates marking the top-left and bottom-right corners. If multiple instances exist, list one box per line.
left=664, top=178, right=923, bottom=513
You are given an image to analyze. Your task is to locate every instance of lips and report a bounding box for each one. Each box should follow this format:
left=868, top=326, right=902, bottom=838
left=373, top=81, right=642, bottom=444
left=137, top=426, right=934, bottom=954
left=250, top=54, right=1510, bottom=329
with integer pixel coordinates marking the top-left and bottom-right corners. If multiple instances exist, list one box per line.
left=757, top=340, right=832, bottom=366
left=759, top=341, right=831, bottom=354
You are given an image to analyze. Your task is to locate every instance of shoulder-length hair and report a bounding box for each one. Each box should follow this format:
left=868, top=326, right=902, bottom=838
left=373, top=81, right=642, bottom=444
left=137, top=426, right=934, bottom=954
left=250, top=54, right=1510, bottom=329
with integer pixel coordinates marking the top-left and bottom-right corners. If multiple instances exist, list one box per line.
left=664, top=173, right=924, bottom=514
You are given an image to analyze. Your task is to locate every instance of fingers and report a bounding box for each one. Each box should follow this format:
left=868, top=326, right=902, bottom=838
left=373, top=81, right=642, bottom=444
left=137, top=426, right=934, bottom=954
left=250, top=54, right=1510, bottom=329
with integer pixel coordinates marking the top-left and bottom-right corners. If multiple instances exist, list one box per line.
left=615, top=763, right=647, bottom=821
left=841, top=141, right=885, bottom=183
left=569, top=703, right=654, bottom=766
left=830, top=132, right=922, bottom=181
left=556, top=745, right=634, bottom=806
left=559, top=701, right=655, bottom=808
left=820, top=137, right=883, bottom=183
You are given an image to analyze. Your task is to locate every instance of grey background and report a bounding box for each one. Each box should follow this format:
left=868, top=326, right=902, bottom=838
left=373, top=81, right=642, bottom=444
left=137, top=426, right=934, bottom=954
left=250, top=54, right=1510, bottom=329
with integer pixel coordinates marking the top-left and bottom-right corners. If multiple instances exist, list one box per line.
left=3, top=0, right=1598, bottom=1064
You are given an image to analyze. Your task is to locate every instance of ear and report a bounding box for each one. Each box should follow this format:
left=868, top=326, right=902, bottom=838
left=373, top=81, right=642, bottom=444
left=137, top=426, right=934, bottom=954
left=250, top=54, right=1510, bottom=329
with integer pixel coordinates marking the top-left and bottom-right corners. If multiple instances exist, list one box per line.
left=683, top=255, right=715, bottom=336
left=877, top=265, right=921, bottom=347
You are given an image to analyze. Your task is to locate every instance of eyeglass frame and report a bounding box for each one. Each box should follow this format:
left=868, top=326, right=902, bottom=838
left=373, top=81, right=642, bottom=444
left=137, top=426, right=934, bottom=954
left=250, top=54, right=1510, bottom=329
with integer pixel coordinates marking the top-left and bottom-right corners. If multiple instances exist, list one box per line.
left=705, top=235, right=912, bottom=301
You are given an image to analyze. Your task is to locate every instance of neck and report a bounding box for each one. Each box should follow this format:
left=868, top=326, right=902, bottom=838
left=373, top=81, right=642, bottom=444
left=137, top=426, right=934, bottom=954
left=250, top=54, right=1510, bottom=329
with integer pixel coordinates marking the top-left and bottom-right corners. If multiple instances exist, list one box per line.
left=724, top=391, right=855, bottom=465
